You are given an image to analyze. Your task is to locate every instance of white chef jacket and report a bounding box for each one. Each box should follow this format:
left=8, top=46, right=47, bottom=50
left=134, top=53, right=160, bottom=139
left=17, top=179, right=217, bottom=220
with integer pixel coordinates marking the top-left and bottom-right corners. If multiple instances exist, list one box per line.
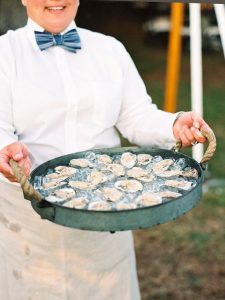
left=0, top=18, right=177, bottom=300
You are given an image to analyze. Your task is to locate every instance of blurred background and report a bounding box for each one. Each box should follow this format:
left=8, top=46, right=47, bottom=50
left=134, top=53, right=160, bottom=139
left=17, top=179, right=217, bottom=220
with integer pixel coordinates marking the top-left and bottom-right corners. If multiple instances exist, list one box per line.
left=1, top=1, right=225, bottom=299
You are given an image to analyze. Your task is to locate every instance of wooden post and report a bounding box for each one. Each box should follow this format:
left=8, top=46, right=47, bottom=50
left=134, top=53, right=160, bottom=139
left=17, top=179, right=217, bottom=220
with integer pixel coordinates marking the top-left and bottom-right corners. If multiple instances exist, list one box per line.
left=164, top=3, right=185, bottom=113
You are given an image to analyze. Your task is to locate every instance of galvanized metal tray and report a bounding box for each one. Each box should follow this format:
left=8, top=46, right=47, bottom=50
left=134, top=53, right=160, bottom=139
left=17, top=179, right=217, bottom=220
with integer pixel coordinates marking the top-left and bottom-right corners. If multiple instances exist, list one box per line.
left=10, top=128, right=216, bottom=232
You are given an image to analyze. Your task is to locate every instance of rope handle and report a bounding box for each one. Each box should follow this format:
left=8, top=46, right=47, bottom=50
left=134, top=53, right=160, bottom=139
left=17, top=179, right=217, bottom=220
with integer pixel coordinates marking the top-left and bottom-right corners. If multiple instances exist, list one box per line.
left=173, top=126, right=217, bottom=165
left=9, top=159, right=42, bottom=203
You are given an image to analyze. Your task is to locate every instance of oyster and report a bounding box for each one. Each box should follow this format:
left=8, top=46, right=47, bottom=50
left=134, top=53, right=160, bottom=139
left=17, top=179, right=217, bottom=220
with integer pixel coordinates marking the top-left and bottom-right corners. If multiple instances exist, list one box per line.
left=98, top=187, right=122, bottom=202
left=88, top=201, right=112, bottom=211
left=153, top=159, right=174, bottom=174
left=115, top=179, right=143, bottom=193
left=97, top=154, right=112, bottom=165
left=116, top=202, right=137, bottom=210
left=87, top=170, right=108, bottom=185
left=156, top=169, right=182, bottom=178
left=106, top=163, right=125, bottom=177
left=42, top=180, right=67, bottom=190
left=120, top=152, right=137, bottom=169
left=69, top=181, right=95, bottom=190
left=137, top=154, right=152, bottom=165
left=136, top=193, right=162, bottom=207
left=54, top=188, right=76, bottom=199
left=181, top=168, right=199, bottom=179
left=63, top=197, right=88, bottom=209
left=69, top=158, right=90, bottom=168
left=127, top=167, right=154, bottom=182
left=156, top=191, right=182, bottom=199
left=55, top=166, right=77, bottom=176
left=45, top=173, right=70, bottom=182
left=164, top=180, right=193, bottom=190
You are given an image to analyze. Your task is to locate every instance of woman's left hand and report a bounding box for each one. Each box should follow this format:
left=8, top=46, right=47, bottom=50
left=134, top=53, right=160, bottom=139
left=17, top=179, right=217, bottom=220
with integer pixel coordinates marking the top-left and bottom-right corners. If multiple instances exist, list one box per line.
left=173, top=111, right=212, bottom=147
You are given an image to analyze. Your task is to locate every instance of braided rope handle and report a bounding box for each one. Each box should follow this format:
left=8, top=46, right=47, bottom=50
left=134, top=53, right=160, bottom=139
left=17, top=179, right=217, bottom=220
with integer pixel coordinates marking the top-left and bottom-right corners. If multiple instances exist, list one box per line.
left=9, top=159, right=42, bottom=203
left=173, top=127, right=216, bottom=164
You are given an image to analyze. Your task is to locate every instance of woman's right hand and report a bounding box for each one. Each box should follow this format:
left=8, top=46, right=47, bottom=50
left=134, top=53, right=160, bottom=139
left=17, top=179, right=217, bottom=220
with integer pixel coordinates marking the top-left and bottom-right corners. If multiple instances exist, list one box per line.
left=0, top=142, right=31, bottom=182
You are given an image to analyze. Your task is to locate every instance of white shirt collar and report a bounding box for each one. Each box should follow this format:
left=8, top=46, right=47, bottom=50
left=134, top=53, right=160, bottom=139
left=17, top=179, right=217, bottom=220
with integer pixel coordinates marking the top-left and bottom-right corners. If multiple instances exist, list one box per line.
left=26, top=18, right=77, bottom=51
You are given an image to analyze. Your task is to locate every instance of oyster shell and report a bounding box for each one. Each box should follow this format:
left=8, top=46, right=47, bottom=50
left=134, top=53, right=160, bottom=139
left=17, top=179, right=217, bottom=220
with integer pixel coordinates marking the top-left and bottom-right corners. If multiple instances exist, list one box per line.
left=55, top=166, right=77, bottom=176
left=63, top=197, right=88, bottom=209
left=181, top=168, right=199, bottom=179
left=106, top=163, right=125, bottom=176
left=115, top=179, right=143, bottom=193
left=116, top=202, right=137, bottom=210
left=153, top=159, right=174, bottom=174
left=42, top=180, right=67, bottom=190
left=98, top=187, right=122, bottom=202
left=127, top=167, right=154, bottom=182
left=45, top=173, right=70, bottom=182
left=87, top=171, right=108, bottom=185
left=69, top=181, right=95, bottom=190
left=156, top=191, right=182, bottom=199
left=69, top=158, right=90, bottom=168
left=137, top=154, right=152, bottom=165
left=97, top=154, right=112, bottom=165
left=120, top=152, right=137, bottom=169
left=136, top=193, right=162, bottom=207
left=164, top=180, right=193, bottom=190
left=88, top=201, right=112, bottom=211
left=54, top=188, right=76, bottom=199
left=156, top=169, right=182, bottom=178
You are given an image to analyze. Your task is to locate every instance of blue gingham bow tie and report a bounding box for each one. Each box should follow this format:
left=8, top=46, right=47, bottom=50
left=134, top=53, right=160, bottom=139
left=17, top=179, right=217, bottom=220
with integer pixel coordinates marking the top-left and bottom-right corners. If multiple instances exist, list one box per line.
left=34, top=28, right=81, bottom=53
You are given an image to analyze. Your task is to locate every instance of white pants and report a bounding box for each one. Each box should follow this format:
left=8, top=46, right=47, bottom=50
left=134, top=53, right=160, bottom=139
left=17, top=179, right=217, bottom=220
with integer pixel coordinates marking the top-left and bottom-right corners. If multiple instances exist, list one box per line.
left=0, top=179, right=140, bottom=300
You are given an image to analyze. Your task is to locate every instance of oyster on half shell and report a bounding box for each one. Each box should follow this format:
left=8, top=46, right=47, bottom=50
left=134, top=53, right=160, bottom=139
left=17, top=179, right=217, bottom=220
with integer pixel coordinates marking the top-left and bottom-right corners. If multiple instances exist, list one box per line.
left=88, top=201, right=112, bottom=211
left=164, top=180, right=193, bottom=190
left=136, top=193, right=162, bottom=207
left=120, top=152, right=137, bottom=169
left=153, top=159, right=174, bottom=174
left=69, top=181, right=95, bottom=190
left=63, top=197, right=88, bottom=209
left=137, top=154, right=152, bottom=165
left=115, top=179, right=143, bottom=193
left=127, top=167, right=154, bottom=182
left=69, top=158, right=90, bottom=168
left=97, top=187, right=123, bottom=202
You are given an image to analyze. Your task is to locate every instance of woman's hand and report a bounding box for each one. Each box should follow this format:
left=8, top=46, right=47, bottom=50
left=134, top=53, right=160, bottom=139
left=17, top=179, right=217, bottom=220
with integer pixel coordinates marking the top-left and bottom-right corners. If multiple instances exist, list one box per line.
left=0, top=142, right=31, bottom=182
left=173, top=111, right=212, bottom=147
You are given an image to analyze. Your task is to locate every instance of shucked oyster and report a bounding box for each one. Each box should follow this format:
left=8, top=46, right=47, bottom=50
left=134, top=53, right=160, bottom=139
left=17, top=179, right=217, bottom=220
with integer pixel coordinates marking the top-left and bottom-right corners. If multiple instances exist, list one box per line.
left=115, top=179, right=143, bottom=193
left=42, top=180, right=67, bottom=190
left=45, top=173, right=69, bottom=182
left=69, top=158, right=90, bottom=168
left=155, top=191, right=182, bottom=199
left=63, top=197, right=88, bottom=209
left=181, top=168, right=199, bottom=179
left=153, top=159, right=174, bottom=174
left=54, top=188, right=76, bottom=199
left=55, top=166, right=77, bottom=176
left=69, top=181, right=95, bottom=190
left=137, top=154, right=152, bottom=165
left=87, top=170, right=108, bottom=185
left=97, top=154, right=112, bottom=165
left=88, top=201, right=112, bottom=211
left=127, top=167, right=154, bottom=182
left=156, top=169, right=182, bottom=178
left=97, top=187, right=123, bottom=202
left=120, top=152, right=137, bottom=169
left=136, top=193, right=162, bottom=207
left=106, top=163, right=125, bottom=177
left=164, top=180, right=193, bottom=190
left=116, top=202, right=137, bottom=210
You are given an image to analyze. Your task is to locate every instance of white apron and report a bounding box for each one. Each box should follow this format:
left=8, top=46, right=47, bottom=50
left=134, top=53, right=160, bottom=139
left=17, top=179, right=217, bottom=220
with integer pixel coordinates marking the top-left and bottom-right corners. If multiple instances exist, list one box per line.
left=0, top=179, right=140, bottom=300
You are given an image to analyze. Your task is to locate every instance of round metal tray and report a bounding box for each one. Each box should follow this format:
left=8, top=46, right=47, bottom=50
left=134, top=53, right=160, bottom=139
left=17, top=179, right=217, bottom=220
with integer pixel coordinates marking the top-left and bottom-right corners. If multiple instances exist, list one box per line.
left=28, top=146, right=204, bottom=232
